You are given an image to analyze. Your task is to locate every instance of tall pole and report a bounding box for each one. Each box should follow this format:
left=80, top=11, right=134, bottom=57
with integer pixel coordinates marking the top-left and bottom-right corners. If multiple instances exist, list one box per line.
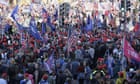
left=67, top=25, right=70, bottom=58
left=122, top=0, right=128, bottom=66
left=123, top=0, right=127, bottom=38
left=58, top=1, right=60, bottom=29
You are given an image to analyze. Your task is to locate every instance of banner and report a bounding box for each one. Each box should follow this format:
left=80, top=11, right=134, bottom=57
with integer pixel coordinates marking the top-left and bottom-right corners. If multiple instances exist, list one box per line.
left=0, top=0, right=8, bottom=5
left=123, top=38, right=140, bottom=62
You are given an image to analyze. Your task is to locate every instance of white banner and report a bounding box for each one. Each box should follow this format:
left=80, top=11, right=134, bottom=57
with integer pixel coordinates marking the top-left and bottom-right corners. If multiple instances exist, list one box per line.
left=0, top=0, right=9, bottom=5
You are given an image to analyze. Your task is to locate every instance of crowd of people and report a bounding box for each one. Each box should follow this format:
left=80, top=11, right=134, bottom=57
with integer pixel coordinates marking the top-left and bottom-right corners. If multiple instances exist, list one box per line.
left=0, top=0, right=140, bottom=84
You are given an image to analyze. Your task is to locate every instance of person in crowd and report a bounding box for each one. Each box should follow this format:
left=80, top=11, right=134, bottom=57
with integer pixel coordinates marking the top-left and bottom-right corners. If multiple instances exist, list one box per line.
left=47, top=72, right=56, bottom=84
left=56, top=70, right=66, bottom=84
left=70, top=59, right=80, bottom=80
left=77, top=62, right=85, bottom=84
left=20, top=73, right=32, bottom=84
left=0, top=0, right=140, bottom=84
left=88, top=45, right=95, bottom=60
left=39, top=74, right=49, bottom=84
left=106, top=54, right=115, bottom=78
left=0, top=72, right=8, bottom=84
left=122, top=79, right=130, bottom=84
left=74, top=46, right=83, bottom=60
left=90, top=71, right=101, bottom=84
left=84, top=62, right=91, bottom=84
left=116, top=72, right=125, bottom=84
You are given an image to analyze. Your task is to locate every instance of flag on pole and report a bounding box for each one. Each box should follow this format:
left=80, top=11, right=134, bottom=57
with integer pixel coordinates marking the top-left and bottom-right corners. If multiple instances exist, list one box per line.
left=45, top=51, right=55, bottom=73
left=42, top=8, right=48, bottom=18
left=11, top=5, right=25, bottom=31
left=123, top=38, right=140, bottom=62
left=41, top=22, right=47, bottom=34
left=42, top=8, right=56, bottom=31
left=11, top=5, right=18, bottom=21
left=67, top=30, right=78, bottom=52
left=85, top=15, right=93, bottom=31
left=54, top=9, right=58, bottom=21
left=42, top=8, right=50, bottom=23
left=29, top=17, right=43, bottom=40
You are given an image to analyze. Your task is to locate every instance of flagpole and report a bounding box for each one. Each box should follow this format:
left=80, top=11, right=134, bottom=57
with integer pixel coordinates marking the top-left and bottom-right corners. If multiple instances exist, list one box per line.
left=26, top=29, right=29, bottom=49
left=67, top=25, right=70, bottom=58
left=1, top=17, right=4, bottom=40
left=58, top=1, right=60, bottom=29
left=122, top=0, right=127, bottom=60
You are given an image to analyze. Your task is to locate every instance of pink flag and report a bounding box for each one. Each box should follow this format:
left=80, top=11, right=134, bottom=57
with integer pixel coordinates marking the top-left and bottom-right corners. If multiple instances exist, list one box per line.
left=123, top=38, right=140, bottom=62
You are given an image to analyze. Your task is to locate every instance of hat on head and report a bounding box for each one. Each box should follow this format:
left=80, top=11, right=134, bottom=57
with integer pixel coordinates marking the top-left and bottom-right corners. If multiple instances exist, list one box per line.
left=98, top=58, right=104, bottom=61
left=2, top=72, right=7, bottom=78
left=42, top=74, right=48, bottom=80
left=24, top=73, right=29, bottom=78
left=118, top=72, right=123, bottom=77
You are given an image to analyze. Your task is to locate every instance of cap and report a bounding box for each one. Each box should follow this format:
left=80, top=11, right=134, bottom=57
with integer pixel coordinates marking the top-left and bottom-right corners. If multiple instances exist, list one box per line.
left=24, top=73, right=29, bottom=78
left=2, top=73, right=7, bottom=78
left=118, top=72, right=123, bottom=77
left=98, top=58, right=104, bottom=61
left=42, top=74, right=48, bottom=80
